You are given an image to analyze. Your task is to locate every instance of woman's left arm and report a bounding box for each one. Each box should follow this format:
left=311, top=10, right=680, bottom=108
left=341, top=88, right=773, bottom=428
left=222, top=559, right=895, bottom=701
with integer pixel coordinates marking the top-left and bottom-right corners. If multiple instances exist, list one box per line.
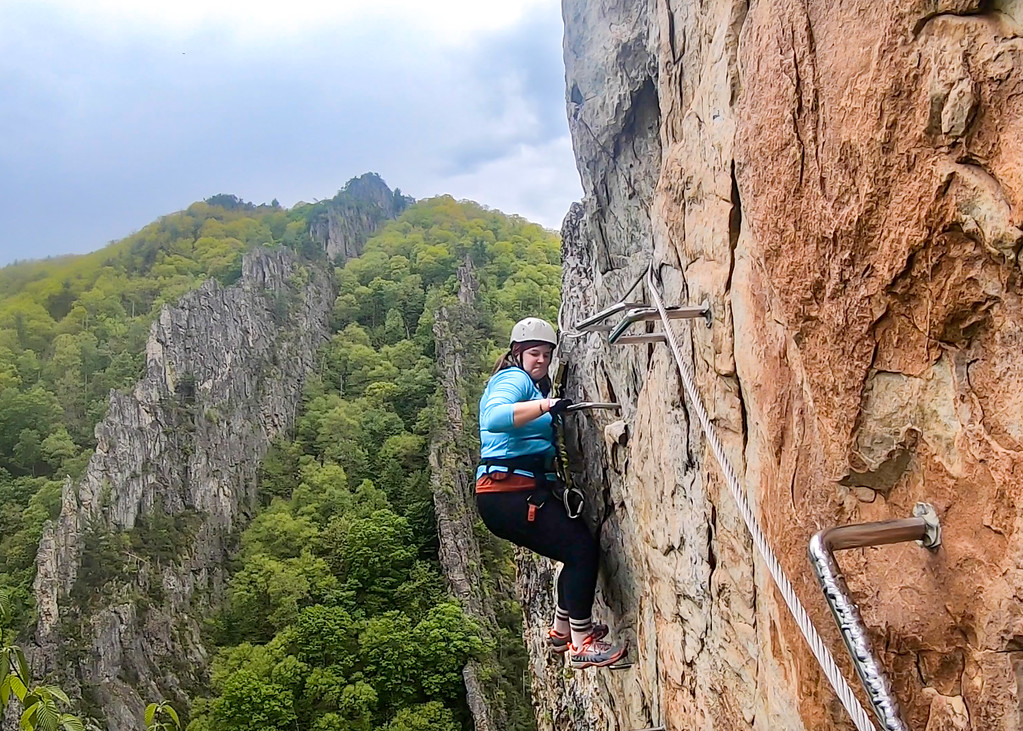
left=480, top=372, right=550, bottom=432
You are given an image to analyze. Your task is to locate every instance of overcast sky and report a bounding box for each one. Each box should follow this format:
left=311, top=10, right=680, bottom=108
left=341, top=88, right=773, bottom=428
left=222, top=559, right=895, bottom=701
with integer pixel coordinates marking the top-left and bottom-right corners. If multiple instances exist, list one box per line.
left=0, top=0, right=581, bottom=267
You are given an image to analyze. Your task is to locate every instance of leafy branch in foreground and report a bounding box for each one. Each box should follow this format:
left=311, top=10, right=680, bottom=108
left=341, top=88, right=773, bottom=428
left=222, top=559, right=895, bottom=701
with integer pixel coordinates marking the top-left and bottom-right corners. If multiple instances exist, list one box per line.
left=145, top=701, right=181, bottom=731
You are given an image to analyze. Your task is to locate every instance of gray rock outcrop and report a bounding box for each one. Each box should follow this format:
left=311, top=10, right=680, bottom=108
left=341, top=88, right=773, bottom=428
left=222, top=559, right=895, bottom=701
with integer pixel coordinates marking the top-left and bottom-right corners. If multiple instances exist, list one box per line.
left=429, top=259, right=507, bottom=731
left=26, top=249, right=335, bottom=731
left=309, top=173, right=413, bottom=262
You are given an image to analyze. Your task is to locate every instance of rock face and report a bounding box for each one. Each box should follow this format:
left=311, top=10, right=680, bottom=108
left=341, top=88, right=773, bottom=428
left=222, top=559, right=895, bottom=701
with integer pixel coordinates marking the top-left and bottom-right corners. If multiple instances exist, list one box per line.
left=25, top=249, right=335, bottom=731
left=525, top=1, right=1023, bottom=730
left=430, top=259, right=507, bottom=731
left=309, top=173, right=413, bottom=262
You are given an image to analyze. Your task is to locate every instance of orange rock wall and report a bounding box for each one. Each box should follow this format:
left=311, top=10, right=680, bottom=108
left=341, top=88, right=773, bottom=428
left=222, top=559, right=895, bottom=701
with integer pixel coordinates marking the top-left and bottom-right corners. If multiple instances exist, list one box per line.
left=734, top=2, right=1023, bottom=728
left=539, top=1, right=1023, bottom=729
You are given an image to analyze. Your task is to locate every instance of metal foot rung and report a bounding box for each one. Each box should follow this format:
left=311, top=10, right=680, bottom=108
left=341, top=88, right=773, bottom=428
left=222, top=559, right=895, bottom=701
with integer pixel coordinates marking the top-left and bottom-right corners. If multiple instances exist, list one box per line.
left=613, top=334, right=666, bottom=345
left=564, top=401, right=622, bottom=412
left=569, top=269, right=712, bottom=345
left=609, top=305, right=710, bottom=343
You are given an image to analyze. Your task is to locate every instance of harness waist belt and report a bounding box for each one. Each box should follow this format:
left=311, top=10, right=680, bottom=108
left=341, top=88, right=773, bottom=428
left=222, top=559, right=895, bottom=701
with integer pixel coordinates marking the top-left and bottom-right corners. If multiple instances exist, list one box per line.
left=475, top=472, right=536, bottom=493
left=478, top=455, right=555, bottom=478
left=479, top=456, right=553, bottom=521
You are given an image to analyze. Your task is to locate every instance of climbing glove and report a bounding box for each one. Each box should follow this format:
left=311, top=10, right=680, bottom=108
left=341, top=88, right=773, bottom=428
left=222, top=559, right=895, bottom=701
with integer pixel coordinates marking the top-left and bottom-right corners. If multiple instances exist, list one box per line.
left=547, top=398, right=574, bottom=416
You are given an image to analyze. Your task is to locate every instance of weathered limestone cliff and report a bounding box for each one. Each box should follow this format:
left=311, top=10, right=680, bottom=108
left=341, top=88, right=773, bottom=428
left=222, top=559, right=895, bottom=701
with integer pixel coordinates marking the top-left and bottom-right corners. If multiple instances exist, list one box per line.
left=23, top=249, right=334, bottom=730
left=522, top=1, right=1023, bottom=729
left=430, top=260, right=507, bottom=731
left=309, top=173, right=413, bottom=262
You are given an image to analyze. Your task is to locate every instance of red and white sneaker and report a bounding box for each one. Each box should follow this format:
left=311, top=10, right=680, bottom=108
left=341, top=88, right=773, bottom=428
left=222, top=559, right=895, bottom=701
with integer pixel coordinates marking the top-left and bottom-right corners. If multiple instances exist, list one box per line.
left=569, top=635, right=627, bottom=668
left=547, top=622, right=609, bottom=653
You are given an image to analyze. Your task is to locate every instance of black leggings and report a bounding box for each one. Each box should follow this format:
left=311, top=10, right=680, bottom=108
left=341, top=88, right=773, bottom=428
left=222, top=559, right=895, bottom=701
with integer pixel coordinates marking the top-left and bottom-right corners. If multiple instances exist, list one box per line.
left=476, top=490, right=599, bottom=619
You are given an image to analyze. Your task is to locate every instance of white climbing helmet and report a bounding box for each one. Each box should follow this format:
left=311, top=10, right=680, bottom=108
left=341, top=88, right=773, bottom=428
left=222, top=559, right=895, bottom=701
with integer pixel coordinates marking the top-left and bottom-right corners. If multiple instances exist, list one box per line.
left=510, top=317, right=557, bottom=347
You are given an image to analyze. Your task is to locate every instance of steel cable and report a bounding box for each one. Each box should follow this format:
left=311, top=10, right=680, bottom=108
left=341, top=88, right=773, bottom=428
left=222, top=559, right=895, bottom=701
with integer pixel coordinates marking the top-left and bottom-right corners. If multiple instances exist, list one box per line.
left=644, top=265, right=878, bottom=731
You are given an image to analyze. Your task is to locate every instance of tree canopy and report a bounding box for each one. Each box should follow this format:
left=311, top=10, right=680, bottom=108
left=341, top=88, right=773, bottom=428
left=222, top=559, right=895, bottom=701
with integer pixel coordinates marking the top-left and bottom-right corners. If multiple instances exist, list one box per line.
left=0, top=190, right=560, bottom=730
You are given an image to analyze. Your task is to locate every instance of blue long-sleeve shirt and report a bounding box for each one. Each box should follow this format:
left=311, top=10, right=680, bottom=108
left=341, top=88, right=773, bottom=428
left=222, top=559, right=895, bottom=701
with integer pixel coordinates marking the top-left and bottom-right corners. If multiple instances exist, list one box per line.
left=477, top=367, right=557, bottom=480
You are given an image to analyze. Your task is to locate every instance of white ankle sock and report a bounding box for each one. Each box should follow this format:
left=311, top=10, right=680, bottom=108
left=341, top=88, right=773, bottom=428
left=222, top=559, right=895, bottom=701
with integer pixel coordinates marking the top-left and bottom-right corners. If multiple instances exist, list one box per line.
left=570, top=617, right=594, bottom=648
left=553, top=607, right=570, bottom=636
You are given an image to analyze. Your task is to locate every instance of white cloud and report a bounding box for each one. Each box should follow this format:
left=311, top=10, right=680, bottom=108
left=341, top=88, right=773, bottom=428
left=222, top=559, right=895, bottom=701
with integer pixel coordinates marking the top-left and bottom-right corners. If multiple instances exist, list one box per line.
left=5, top=0, right=554, bottom=46
left=0, top=0, right=581, bottom=265
left=427, top=135, right=581, bottom=231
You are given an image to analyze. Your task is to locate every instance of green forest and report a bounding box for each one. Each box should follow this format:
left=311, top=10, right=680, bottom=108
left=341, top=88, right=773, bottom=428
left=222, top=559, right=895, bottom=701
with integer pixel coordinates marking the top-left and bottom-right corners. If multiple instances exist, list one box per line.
left=0, top=184, right=561, bottom=731
left=0, top=192, right=322, bottom=627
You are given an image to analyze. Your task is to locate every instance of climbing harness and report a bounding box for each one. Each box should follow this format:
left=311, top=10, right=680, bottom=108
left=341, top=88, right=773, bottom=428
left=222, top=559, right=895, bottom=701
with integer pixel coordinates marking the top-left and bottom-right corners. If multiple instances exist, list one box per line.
left=478, top=455, right=561, bottom=521
left=478, top=453, right=590, bottom=522
left=571, top=262, right=879, bottom=731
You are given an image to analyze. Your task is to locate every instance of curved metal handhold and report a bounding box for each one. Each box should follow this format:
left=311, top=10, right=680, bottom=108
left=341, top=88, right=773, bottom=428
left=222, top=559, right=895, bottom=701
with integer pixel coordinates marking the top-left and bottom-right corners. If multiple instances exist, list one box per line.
left=808, top=506, right=943, bottom=731
left=607, top=310, right=644, bottom=344
left=809, top=536, right=906, bottom=731
left=570, top=268, right=649, bottom=331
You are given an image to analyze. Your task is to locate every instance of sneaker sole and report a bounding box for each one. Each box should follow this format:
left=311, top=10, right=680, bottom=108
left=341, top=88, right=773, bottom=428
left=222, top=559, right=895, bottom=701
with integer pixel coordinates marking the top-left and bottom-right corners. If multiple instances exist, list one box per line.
left=569, top=644, right=628, bottom=669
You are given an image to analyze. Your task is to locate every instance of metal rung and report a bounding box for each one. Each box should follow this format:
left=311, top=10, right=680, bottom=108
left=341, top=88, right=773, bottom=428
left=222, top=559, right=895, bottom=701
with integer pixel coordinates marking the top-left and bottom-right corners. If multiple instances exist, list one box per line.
left=612, top=334, right=666, bottom=345
left=808, top=503, right=941, bottom=731
left=609, top=304, right=711, bottom=344
left=564, top=401, right=622, bottom=412
left=574, top=301, right=650, bottom=332
left=634, top=305, right=710, bottom=321
left=630, top=727, right=665, bottom=731
left=608, top=661, right=634, bottom=670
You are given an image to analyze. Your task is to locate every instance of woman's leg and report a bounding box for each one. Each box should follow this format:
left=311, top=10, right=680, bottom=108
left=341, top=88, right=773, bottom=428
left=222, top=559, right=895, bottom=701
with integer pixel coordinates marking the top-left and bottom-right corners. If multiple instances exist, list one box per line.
left=555, top=569, right=571, bottom=633
left=476, top=491, right=599, bottom=618
left=476, top=491, right=625, bottom=666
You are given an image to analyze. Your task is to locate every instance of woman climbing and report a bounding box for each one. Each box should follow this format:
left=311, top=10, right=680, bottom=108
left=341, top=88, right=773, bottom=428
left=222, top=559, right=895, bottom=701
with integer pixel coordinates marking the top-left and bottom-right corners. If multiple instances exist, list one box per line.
left=475, top=316, right=627, bottom=669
